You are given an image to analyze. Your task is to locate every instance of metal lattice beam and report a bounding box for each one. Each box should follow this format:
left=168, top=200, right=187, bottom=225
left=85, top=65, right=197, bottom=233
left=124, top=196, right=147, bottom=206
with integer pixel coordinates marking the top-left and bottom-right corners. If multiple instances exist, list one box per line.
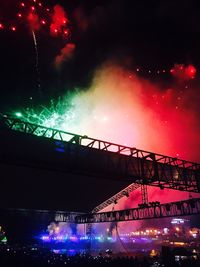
left=0, top=208, right=84, bottom=223
left=73, top=198, right=200, bottom=224
left=1, top=199, right=200, bottom=224
left=141, top=184, right=149, bottom=205
left=1, top=115, right=200, bottom=193
left=92, top=183, right=140, bottom=213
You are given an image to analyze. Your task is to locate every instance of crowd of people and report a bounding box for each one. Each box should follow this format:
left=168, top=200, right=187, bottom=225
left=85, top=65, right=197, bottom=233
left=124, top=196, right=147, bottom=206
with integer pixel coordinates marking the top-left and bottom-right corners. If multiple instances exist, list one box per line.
left=0, top=244, right=200, bottom=267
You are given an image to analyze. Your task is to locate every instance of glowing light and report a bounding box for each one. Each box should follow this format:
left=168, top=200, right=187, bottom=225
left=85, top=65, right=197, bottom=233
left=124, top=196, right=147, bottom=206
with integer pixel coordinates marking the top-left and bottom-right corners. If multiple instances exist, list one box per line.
left=69, top=236, right=78, bottom=241
left=11, top=26, right=16, bottom=31
left=150, top=249, right=158, bottom=257
left=185, top=64, right=196, bottom=79
left=163, top=228, right=169, bottom=234
left=41, top=20, right=46, bottom=25
left=0, top=23, right=3, bottom=29
left=55, top=227, right=60, bottom=233
left=170, top=63, right=197, bottom=80
left=21, top=2, right=25, bottom=7
left=42, top=235, right=50, bottom=241
left=17, top=13, right=22, bottom=18
left=171, top=218, right=185, bottom=224
left=15, top=112, right=22, bottom=117
left=31, top=6, right=35, bottom=11
left=41, top=234, right=113, bottom=243
left=173, top=242, right=185, bottom=246
left=1, top=237, right=7, bottom=243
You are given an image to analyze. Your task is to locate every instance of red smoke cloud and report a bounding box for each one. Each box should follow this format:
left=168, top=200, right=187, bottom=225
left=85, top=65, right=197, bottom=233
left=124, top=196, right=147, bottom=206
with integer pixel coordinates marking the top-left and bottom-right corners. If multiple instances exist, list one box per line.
left=50, top=5, right=68, bottom=36
left=55, top=43, right=75, bottom=69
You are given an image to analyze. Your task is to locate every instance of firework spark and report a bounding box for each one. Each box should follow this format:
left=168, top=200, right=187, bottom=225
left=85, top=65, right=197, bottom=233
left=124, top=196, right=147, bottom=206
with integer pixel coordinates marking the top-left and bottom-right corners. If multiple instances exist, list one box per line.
left=170, top=63, right=197, bottom=81
left=50, top=4, right=69, bottom=37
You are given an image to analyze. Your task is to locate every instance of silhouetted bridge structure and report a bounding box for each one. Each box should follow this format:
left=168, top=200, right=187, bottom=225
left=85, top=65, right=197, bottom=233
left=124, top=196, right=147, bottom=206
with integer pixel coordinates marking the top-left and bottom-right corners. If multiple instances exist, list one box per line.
left=1, top=115, right=200, bottom=191
left=0, top=114, right=200, bottom=235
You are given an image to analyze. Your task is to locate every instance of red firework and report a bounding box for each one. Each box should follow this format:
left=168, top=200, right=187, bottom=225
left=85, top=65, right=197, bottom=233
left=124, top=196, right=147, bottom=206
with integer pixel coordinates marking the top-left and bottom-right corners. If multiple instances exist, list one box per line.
left=170, top=63, right=197, bottom=81
left=0, top=0, right=70, bottom=38
left=50, top=4, right=69, bottom=36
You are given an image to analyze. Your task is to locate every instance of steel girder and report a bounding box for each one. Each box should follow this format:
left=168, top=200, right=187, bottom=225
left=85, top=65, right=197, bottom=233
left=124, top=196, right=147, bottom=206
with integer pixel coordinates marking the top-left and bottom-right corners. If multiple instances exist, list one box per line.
left=1, top=115, right=200, bottom=193
left=73, top=198, right=200, bottom=224
left=1, top=199, right=200, bottom=224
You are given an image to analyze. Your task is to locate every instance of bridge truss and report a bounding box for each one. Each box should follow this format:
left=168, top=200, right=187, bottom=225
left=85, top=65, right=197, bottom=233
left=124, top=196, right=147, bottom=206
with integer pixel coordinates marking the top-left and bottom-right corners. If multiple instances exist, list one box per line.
left=92, top=183, right=140, bottom=213
left=1, top=114, right=200, bottom=193
left=1, top=114, right=200, bottom=223
left=56, top=198, right=200, bottom=223
left=1, top=198, right=200, bottom=224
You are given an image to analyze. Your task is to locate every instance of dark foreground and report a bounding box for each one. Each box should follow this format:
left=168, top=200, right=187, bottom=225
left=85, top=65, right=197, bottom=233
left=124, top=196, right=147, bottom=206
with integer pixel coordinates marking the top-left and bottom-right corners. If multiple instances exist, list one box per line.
left=0, top=245, right=200, bottom=267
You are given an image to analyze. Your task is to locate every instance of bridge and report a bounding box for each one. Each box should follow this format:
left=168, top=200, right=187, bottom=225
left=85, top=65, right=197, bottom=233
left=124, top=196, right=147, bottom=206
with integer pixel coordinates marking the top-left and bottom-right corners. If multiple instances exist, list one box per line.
left=1, top=114, right=200, bottom=194
left=0, top=114, right=200, bottom=241
left=1, top=198, right=200, bottom=225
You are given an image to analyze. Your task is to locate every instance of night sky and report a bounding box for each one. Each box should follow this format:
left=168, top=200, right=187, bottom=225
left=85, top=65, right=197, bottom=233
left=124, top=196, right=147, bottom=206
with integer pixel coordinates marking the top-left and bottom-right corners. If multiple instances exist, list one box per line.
left=1, top=0, right=200, bottom=110
left=0, top=0, right=200, bottom=227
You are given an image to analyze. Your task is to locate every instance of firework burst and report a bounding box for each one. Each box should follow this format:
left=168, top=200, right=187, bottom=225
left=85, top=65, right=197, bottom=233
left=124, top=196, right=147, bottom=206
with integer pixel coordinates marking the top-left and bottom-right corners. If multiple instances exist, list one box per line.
left=0, top=1, right=70, bottom=38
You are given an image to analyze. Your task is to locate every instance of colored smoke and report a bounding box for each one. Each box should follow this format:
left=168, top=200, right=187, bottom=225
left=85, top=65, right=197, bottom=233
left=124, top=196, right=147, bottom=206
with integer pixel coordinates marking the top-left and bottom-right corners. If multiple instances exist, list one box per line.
left=55, top=43, right=75, bottom=70
left=33, top=62, right=199, bottom=161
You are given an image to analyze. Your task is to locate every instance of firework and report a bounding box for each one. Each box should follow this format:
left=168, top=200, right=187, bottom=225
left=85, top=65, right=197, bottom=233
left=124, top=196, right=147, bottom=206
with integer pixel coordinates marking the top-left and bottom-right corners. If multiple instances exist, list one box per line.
left=0, top=1, right=70, bottom=38
left=170, top=64, right=197, bottom=81
left=50, top=4, right=69, bottom=37
left=18, top=95, right=77, bottom=133
left=0, top=1, right=71, bottom=93
left=12, top=63, right=200, bottom=162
